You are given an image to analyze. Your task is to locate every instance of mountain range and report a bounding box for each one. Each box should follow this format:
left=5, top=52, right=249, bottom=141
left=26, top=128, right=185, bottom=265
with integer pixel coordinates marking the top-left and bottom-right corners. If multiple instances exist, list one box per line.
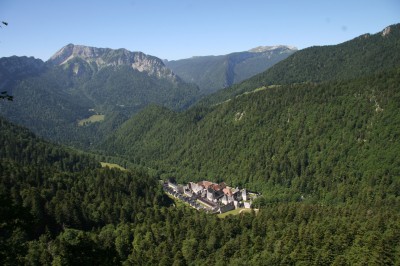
left=165, top=45, right=297, bottom=94
left=0, top=44, right=200, bottom=146
left=0, top=43, right=291, bottom=147
left=99, top=24, right=400, bottom=200
left=1, top=24, right=400, bottom=265
left=203, top=24, right=400, bottom=106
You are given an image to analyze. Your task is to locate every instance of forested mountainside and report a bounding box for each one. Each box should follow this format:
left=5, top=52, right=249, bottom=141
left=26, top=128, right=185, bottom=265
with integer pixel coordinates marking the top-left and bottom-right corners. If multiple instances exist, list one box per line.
left=0, top=117, right=171, bottom=264
left=204, top=24, right=400, bottom=106
left=165, top=45, right=296, bottom=94
left=1, top=23, right=400, bottom=265
left=0, top=44, right=200, bottom=147
left=100, top=68, right=400, bottom=205
left=89, top=25, right=400, bottom=264
left=1, top=116, right=399, bottom=265
left=0, top=56, right=45, bottom=91
left=98, top=25, right=400, bottom=204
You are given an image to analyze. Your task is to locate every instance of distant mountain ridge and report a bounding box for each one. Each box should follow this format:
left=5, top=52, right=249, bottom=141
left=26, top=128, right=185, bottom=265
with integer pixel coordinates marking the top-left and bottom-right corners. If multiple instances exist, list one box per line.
left=203, top=23, right=400, bottom=105
left=165, top=45, right=297, bottom=94
left=0, top=56, right=45, bottom=90
left=248, top=45, right=297, bottom=53
left=0, top=43, right=298, bottom=147
left=48, top=44, right=176, bottom=80
left=0, top=44, right=200, bottom=147
left=98, top=24, right=400, bottom=207
left=1, top=25, right=400, bottom=266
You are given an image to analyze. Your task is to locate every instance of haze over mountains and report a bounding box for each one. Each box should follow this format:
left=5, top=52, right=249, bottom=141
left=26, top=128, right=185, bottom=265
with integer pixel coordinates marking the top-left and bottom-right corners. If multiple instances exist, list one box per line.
left=165, top=45, right=297, bottom=94
left=0, top=43, right=292, bottom=146
left=0, top=44, right=200, bottom=145
left=1, top=24, right=400, bottom=265
left=204, top=24, right=400, bottom=106
left=100, top=24, right=400, bottom=192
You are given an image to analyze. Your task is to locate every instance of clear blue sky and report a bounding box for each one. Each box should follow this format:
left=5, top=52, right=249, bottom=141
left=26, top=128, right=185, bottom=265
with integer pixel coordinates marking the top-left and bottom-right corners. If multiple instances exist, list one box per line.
left=0, top=0, right=399, bottom=61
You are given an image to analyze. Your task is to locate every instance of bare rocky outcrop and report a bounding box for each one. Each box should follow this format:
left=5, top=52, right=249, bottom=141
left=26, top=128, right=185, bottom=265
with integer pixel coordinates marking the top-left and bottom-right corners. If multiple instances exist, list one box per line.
left=382, top=26, right=391, bottom=37
left=248, top=45, right=297, bottom=53
left=48, top=44, right=176, bottom=80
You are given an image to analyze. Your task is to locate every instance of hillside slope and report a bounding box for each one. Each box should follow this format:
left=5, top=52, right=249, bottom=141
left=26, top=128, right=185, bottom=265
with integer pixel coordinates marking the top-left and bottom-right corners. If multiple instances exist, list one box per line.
left=1, top=116, right=399, bottom=265
left=2, top=25, right=400, bottom=263
left=204, top=24, right=400, bottom=105
left=99, top=25, right=400, bottom=205
left=100, top=69, right=400, bottom=204
left=0, top=116, right=170, bottom=264
left=165, top=45, right=296, bottom=94
left=0, top=44, right=200, bottom=147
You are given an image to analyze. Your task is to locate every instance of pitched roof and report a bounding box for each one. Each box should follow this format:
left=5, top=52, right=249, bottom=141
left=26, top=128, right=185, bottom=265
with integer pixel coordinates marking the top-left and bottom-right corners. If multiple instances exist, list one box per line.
left=211, top=184, right=222, bottom=191
left=199, top=181, right=214, bottom=189
left=219, top=182, right=227, bottom=189
left=223, top=187, right=233, bottom=196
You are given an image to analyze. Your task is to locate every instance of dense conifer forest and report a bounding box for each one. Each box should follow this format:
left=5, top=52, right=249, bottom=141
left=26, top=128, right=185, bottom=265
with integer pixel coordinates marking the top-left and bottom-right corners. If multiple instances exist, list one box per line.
left=204, top=24, right=400, bottom=106
left=100, top=69, right=400, bottom=207
left=1, top=24, right=400, bottom=265
left=1, top=117, right=399, bottom=265
left=0, top=50, right=200, bottom=147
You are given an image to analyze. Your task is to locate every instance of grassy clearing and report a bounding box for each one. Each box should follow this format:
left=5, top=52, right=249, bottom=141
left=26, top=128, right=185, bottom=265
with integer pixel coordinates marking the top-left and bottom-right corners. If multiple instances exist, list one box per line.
left=78, top=115, right=105, bottom=126
left=100, top=162, right=126, bottom=171
left=217, top=208, right=259, bottom=218
left=166, top=194, right=192, bottom=209
left=196, top=199, right=212, bottom=208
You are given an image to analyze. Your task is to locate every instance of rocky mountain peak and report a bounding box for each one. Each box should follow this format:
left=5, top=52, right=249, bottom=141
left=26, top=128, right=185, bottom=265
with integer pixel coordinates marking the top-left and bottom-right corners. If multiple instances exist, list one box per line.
left=47, top=44, right=176, bottom=79
left=380, top=24, right=400, bottom=37
left=248, top=45, right=298, bottom=53
left=48, top=44, right=129, bottom=65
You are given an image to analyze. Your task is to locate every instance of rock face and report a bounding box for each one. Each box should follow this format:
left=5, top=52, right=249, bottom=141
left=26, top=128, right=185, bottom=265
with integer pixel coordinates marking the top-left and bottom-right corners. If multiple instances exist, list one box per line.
left=0, top=45, right=201, bottom=147
left=382, top=26, right=391, bottom=37
left=248, top=45, right=297, bottom=53
left=48, top=44, right=176, bottom=79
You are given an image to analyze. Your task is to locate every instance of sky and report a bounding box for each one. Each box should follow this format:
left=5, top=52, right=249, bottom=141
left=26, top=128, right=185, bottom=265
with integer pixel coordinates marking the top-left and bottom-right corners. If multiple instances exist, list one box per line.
left=0, top=0, right=399, bottom=61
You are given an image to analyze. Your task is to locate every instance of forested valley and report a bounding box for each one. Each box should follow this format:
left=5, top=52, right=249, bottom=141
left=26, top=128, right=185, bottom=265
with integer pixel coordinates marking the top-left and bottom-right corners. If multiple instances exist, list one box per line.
left=1, top=117, right=399, bottom=265
left=1, top=24, right=400, bottom=265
